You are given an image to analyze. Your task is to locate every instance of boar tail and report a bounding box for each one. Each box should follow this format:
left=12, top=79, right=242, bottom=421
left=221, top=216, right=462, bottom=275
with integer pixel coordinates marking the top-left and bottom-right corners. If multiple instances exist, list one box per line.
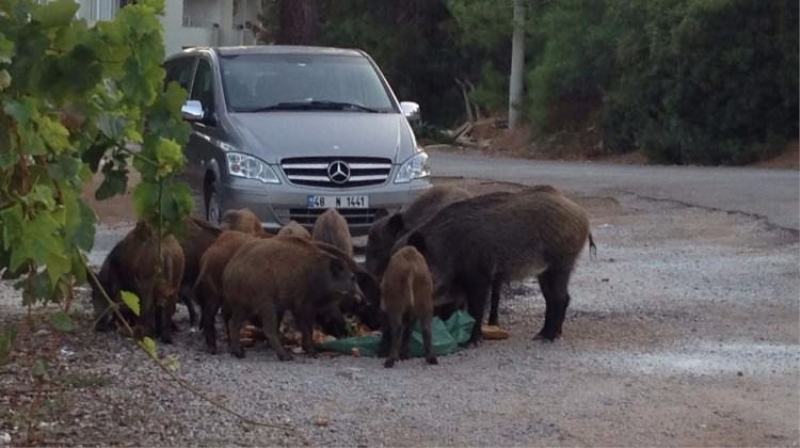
left=588, top=232, right=597, bottom=260
left=406, top=274, right=415, bottom=307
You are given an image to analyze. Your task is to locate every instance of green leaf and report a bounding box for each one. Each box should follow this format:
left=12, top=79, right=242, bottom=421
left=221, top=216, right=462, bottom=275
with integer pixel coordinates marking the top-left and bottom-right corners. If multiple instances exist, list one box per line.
left=32, top=0, right=80, bottom=28
left=50, top=310, right=75, bottom=333
left=161, top=354, right=180, bottom=372
left=120, top=291, right=140, bottom=316
left=45, top=249, right=71, bottom=286
left=0, top=325, right=17, bottom=366
left=31, top=359, right=49, bottom=380
left=3, top=98, right=34, bottom=124
left=37, top=115, right=72, bottom=153
left=139, top=336, right=157, bottom=359
left=97, top=113, right=126, bottom=140
left=0, top=70, right=10, bottom=91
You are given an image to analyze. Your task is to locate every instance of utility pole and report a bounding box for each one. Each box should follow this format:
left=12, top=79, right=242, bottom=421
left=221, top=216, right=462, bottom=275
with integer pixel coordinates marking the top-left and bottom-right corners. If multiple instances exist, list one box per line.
left=508, top=0, right=525, bottom=129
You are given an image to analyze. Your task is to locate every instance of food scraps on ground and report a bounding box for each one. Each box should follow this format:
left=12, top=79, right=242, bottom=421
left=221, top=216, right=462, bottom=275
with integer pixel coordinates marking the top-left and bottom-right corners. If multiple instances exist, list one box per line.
left=481, top=325, right=511, bottom=340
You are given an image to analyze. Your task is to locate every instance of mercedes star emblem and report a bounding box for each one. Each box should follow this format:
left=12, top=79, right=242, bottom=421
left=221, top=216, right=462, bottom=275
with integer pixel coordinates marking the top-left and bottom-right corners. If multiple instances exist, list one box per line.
left=327, top=160, right=351, bottom=184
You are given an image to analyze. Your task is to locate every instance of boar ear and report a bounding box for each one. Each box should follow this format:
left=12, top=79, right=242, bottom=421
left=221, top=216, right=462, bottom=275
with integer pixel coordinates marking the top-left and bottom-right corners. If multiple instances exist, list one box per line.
left=386, top=213, right=404, bottom=236
left=328, top=256, right=347, bottom=277
left=407, top=231, right=426, bottom=256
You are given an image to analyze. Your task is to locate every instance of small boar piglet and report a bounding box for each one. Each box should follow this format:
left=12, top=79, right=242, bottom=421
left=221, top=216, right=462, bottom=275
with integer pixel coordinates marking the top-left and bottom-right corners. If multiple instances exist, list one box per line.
left=312, top=208, right=353, bottom=257
left=277, top=220, right=311, bottom=240
left=379, top=246, right=437, bottom=368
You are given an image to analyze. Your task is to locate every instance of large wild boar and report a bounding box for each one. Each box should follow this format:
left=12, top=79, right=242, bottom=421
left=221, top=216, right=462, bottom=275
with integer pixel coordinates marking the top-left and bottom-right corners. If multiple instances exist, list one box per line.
left=394, top=185, right=593, bottom=344
left=365, top=185, right=472, bottom=277
left=222, top=237, right=364, bottom=360
left=379, top=246, right=437, bottom=368
left=312, top=209, right=352, bottom=257
left=195, top=230, right=260, bottom=353
left=90, top=221, right=185, bottom=343
left=277, top=220, right=311, bottom=240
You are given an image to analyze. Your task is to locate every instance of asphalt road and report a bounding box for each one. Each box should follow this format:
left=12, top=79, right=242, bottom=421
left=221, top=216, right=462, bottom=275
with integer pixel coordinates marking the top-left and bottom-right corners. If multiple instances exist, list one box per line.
left=428, top=149, right=800, bottom=231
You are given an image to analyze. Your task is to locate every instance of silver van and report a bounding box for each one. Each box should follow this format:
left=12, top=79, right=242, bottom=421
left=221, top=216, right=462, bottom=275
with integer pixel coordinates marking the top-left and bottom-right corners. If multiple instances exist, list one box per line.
left=163, top=46, right=432, bottom=235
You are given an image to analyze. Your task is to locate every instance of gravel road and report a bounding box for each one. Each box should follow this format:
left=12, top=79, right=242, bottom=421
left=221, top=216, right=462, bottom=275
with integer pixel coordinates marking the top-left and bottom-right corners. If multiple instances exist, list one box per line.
left=0, top=170, right=798, bottom=446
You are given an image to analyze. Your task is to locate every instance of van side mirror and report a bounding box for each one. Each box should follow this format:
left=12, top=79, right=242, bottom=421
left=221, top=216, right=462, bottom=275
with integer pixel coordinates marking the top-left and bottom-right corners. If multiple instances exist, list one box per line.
left=181, top=100, right=205, bottom=122
left=400, top=101, right=421, bottom=123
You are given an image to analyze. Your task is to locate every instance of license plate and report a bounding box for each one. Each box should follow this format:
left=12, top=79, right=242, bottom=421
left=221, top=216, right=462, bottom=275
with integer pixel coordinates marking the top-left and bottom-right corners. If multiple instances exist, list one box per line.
left=307, top=195, right=369, bottom=209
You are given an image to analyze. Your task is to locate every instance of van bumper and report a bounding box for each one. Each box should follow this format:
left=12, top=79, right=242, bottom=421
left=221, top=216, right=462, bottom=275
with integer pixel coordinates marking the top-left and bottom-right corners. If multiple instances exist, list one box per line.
left=214, top=177, right=432, bottom=236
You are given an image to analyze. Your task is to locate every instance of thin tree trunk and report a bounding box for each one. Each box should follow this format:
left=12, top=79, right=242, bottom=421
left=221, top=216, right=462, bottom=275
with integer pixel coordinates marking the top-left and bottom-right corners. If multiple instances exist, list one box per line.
left=508, top=0, right=525, bottom=129
left=276, top=0, right=319, bottom=45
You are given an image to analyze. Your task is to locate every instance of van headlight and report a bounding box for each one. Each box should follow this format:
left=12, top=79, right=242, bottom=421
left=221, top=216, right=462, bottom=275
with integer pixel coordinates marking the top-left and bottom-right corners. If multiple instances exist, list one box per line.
left=394, top=152, right=430, bottom=183
left=226, top=152, right=281, bottom=184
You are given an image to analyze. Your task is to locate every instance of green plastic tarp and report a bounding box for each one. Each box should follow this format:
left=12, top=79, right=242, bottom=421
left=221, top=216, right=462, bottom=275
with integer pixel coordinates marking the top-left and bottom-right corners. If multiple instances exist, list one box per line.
left=319, top=310, right=476, bottom=357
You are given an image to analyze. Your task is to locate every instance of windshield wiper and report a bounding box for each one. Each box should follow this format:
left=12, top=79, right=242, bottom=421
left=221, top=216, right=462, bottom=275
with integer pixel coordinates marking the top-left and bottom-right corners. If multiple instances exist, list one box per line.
left=239, top=100, right=383, bottom=113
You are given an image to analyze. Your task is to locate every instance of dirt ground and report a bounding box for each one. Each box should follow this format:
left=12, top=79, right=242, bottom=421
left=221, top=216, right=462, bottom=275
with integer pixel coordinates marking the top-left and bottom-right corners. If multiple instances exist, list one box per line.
left=1, top=175, right=798, bottom=447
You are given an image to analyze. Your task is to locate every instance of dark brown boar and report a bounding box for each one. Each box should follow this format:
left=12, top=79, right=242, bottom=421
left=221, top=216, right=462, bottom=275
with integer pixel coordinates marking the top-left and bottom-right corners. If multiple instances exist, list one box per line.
left=277, top=220, right=311, bottom=240
left=222, top=237, right=363, bottom=360
left=394, top=185, right=593, bottom=344
left=89, top=221, right=185, bottom=343
left=379, top=246, right=437, bottom=368
left=194, top=230, right=260, bottom=353
left=312, top=209, right=352, bottom=257
left=309, top=240, right=383, bottom=334
left=177, top=217, right=223, bottom=327
left=365, top=185, right=472, bottom=277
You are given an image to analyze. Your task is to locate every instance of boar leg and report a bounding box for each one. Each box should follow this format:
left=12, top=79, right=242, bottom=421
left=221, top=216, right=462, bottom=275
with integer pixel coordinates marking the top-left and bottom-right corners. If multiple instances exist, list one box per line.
left=156, top=304, right=174, bottom=344
left=257, top=302, right=293, bottom=362
left=181, top=289, right=198, bottom=328
left=378, top=315, right=392, bottom=358
left=420, top=315, right=438, bottom=365
left=535, top=266, right=572, bottom=341
left=399, top=317, right=413, bottom=360
left=297, top=309, right=317, bottom=357
left=487, top=277, right=504, bottom=326
left=227, top=307, right=247, bottom=358
left=465, top=280, right=491, bottom=345
left=384, top=318, right=403, bottom=368
left=201, top=291, right=221, bottom=354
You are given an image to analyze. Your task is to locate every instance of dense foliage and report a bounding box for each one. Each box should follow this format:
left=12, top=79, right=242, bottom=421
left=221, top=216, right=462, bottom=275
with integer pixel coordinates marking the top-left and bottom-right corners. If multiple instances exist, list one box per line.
left=0, top=0, right=191, bottom=340
left=275, top=0, right=798, bottom=165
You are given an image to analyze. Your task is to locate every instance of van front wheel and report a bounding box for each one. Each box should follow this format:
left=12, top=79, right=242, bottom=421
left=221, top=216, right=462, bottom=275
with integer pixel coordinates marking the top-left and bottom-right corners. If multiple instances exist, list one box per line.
left=206, top=183, right=221, bottom=224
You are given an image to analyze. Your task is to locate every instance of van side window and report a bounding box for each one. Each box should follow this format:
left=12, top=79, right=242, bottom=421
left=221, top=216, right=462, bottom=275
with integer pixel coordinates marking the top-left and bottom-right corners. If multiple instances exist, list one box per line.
left=191, top=59, right=215, bottom=117
left=164, top=57, right=195, bottom=92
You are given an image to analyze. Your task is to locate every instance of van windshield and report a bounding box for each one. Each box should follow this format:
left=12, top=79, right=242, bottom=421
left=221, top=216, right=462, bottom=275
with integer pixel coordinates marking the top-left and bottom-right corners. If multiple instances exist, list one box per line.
left=219, top=53, right=397, bottom=113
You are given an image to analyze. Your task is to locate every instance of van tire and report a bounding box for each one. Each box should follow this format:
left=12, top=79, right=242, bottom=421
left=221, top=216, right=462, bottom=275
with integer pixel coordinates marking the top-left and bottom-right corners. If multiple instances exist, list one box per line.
left=206, top=182, right=221, bottom=224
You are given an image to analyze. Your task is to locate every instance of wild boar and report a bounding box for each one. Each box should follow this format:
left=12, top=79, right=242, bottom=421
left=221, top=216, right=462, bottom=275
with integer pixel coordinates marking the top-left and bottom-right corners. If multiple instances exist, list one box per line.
left=312, top=209, right=352, bottom=257
left=194, top=230, right=260, bottom=353
left=379, top=246, right=437, bottom=368
left=365, top=185, right=472, bottom=277
left=309, top=240, right=383, bottom=334
left=394, top=185, right=593, bottom=344
left=89, top=221, right=185, bottom=343
left=222, top=237, right=364, bottom=360
left=221, top=208, right=270, bottom=236
left=176, top=217, right=223, bottom=327
left=276, top=220, right=311, bottom=240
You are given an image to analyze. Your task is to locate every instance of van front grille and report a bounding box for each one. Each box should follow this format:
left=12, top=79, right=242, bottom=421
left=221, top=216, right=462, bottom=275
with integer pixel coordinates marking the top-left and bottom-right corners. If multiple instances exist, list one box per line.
left=281, top=156, right=393, bottom=188
left=288, top=208, right=381, bottom=226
